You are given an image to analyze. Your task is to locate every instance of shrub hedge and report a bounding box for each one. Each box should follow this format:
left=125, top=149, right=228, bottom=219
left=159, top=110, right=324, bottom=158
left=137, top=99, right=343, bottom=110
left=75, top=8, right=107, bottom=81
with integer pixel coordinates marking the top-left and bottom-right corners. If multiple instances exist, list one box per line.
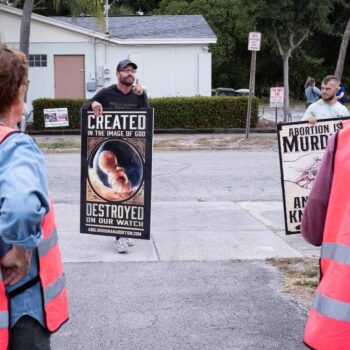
left=32, top=96, right=258, bottom=131
left=151, top=96, right=258, bottom=129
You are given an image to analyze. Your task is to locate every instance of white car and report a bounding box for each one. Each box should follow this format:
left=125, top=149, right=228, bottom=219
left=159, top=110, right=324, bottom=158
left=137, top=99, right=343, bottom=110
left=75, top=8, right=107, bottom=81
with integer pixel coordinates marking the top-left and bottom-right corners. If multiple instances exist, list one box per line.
left=235, top=89, right=250, bottom=96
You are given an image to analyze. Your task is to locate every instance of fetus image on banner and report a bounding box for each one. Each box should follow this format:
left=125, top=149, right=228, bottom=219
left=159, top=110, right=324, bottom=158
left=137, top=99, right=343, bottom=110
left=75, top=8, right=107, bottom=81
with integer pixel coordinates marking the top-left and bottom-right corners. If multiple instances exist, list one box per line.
left=99, top=150, right=131, bottom=193
left=88, top=140, right=143, bottom=201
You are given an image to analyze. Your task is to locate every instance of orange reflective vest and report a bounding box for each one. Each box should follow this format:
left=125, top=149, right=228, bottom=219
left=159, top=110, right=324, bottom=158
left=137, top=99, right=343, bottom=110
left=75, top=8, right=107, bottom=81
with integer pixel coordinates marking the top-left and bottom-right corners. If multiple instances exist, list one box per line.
left=304, top=119, right=350, bottom=350
left=0, top=126, right=68, bottom=350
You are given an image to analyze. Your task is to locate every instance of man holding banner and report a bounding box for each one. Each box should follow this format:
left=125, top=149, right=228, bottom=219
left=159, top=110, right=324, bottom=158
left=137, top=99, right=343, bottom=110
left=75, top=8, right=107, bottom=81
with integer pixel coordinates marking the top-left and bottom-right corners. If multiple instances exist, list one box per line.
left=302, top=75, right=349, bottom=125
left=88, top=59, right=149, bottom=113
left=82, top=59, right=150, bottom=253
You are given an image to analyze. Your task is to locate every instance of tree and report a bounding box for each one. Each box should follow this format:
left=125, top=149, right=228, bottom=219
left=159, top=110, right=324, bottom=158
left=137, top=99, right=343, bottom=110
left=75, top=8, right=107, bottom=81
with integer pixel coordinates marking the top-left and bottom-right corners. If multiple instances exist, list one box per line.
left=238, top=0, right=335, bottom=121
left=154, top=0, right=251, bottom=89
left=54, top=0, right=104, bottom=19
left=1, top=0, right=35, bottom=57
left=335, top=17, right=350, bottom=81
left=108, top=3, right=134, bottom=16
left=3, top=0, right=69, bottom=58
left=6, top=0, right=348, bottom=99
left=19, top=0, right=34, bottom=57
left=115, top=0, right=161, bottom=14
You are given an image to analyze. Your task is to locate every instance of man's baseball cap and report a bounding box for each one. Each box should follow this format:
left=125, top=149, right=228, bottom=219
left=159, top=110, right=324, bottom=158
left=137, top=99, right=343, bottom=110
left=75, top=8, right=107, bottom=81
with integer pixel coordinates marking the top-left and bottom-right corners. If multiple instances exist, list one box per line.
left=117, top=59, right=137, bottom=71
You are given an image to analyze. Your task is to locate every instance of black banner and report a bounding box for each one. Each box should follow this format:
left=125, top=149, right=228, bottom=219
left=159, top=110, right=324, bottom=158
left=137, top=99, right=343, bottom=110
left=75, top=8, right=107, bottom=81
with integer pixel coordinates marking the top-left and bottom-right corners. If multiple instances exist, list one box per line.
left=80, top=109, right=153, bottom=240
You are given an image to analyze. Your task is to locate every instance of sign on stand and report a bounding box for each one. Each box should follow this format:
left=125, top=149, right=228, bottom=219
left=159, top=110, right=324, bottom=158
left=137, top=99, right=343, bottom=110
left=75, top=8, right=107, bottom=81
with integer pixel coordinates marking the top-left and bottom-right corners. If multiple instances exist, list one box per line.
left=270, top=87, right=284, bottom=123
left=44, top=108, right=69, bottom=128
left=270, top=87, right=284, bottom=108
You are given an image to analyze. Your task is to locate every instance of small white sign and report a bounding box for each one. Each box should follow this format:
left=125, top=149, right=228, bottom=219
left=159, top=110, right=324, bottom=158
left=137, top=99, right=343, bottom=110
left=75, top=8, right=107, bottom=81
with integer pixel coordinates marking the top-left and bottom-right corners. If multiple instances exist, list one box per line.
left=248, top=32, right=261, bottom=51
left=270, top=87, right=284, bottom=108
left=44, top=108, right=69, bottom=128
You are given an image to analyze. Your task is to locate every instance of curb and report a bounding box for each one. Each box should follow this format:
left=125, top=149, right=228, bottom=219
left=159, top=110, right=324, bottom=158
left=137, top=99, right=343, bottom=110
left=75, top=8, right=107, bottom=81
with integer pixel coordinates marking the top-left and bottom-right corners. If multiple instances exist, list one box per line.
left=28, top=128, right=277, bottom=136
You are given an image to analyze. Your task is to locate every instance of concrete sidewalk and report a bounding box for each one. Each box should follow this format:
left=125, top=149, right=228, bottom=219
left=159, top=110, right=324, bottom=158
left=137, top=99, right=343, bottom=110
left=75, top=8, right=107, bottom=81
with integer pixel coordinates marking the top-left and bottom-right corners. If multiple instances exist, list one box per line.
left=54, top=201, right=319, bottom=265
left=42, top=147, right=319, bottom=265
left=43, top=142, right=314, bottom=349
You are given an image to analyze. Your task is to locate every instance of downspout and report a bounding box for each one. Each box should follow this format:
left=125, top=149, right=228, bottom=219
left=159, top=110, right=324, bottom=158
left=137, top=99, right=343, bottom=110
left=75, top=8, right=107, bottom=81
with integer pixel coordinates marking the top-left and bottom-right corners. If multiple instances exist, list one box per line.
left=94, top=38, right=98, bottom=83
left=105, top=0, right=109, bottom=35
left=105, top=41, right=107, bottom=66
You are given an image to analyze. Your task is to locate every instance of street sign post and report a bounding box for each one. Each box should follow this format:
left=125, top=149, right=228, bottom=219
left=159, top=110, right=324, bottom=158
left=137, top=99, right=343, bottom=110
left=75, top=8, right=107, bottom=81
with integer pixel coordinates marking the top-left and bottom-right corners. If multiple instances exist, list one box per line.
left=246, top=32, right=261, bottom=139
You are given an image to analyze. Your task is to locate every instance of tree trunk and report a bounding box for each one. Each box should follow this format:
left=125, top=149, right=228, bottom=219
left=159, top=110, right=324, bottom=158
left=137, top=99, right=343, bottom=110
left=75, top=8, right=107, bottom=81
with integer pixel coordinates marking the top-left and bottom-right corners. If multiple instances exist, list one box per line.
left=335, top=17, right=350, bottom=81
left=283, top=54, right=290, bottom=123
left=19, top=0, right=34, bottom=58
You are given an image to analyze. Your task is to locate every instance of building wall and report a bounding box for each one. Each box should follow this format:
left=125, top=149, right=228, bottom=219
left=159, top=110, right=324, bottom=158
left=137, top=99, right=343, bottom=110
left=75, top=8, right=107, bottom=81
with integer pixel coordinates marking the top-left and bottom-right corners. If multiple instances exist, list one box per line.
left=25, top=42, right=95, bottom=107
left=22, top=41, right=212, bottom=109
left=102, top=44, right=212, bottom=98
left=0, top=10, right=213, bottom=110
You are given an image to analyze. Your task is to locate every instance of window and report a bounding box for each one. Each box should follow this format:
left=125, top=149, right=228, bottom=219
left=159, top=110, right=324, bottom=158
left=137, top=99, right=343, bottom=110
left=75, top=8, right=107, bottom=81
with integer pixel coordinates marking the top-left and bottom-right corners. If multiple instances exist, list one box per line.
left=29, top=54, right=47, bottom=67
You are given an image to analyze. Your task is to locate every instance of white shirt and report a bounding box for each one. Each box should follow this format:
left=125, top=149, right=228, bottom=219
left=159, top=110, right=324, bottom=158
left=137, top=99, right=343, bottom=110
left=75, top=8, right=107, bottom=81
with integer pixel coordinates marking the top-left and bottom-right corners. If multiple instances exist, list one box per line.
left=302, top=99, right=349, bottom=121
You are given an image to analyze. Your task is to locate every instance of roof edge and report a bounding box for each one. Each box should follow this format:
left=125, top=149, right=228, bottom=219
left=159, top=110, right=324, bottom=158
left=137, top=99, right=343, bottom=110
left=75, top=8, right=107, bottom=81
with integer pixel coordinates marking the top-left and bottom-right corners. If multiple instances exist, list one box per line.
left=0, top=4, right=119, bottom=42
left=0, top=4, right=217, bottom=45
left=117, top=38, right=217, bottom=45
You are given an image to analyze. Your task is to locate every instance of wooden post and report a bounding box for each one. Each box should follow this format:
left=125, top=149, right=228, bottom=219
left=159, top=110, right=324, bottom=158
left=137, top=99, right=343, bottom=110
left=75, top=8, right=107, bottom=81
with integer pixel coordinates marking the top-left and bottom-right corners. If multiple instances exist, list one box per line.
left=275, top=107, right=278, bottom=124
left=245, top=50, right=256, bottom=139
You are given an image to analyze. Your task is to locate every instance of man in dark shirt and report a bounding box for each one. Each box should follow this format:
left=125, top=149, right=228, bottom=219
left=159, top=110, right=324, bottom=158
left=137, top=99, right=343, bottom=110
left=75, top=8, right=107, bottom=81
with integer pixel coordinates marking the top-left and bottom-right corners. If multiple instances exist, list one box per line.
left=88, top=59, right=150, bottom=113
left=85, top=59, right=150, bottom=253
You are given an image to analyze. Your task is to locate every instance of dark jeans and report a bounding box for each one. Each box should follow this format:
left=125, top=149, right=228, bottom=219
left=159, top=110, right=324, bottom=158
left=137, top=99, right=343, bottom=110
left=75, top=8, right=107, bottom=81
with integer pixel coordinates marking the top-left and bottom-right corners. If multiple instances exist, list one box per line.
left=9, top=316, right=51, bottom=350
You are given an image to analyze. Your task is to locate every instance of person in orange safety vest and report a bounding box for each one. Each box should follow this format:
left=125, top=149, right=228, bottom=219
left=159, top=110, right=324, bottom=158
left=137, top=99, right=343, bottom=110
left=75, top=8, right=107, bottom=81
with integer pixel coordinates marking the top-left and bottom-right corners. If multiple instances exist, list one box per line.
left=302, top=117, right=350, bottom=350
left=0, top=44, right=68, bottom=350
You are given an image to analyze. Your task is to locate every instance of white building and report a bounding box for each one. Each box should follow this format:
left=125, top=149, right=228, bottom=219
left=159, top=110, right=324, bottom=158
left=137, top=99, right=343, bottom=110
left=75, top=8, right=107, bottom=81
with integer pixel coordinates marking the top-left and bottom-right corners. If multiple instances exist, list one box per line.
left=0, top=4, right=217, bottom=109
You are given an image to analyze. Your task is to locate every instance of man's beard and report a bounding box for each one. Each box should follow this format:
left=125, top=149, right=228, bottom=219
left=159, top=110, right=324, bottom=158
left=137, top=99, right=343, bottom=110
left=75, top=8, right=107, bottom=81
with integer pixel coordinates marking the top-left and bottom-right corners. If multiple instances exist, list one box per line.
left=322, top=93, right=335, bottom=102
left=120, top=76, right=134, bottom=86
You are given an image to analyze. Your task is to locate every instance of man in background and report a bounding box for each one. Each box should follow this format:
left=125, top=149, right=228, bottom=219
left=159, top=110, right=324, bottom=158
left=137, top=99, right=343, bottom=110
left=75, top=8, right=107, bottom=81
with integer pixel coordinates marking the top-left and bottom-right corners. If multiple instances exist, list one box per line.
left=302, top=75, right=349, bottom=125
left=336, top=83, right=347, bottom=104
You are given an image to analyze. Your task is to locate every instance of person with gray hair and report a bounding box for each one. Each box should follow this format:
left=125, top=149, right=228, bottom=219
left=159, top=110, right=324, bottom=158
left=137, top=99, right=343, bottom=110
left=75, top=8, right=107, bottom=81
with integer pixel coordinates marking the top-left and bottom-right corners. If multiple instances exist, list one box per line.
left=302, top=75, right=349, bottom=125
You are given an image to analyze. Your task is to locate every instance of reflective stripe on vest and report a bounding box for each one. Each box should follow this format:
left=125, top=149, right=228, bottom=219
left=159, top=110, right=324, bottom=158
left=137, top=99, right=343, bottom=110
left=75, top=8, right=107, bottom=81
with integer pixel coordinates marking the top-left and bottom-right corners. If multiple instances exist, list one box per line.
left=0, top=272, right=8, bottom=350
left=313, top=291, right=350, bottom=322
left=38, top=227, right=58, bottom=258
left=37, top=226, right=66, bottom=305
left=38, top=202, right=68, bottom=332
left=44, top=274, right=66, bottom=306
left=321, top=242, right=350, bottom=265
left=0, top=311, right=8, bottom=328
left=0, top=126, right=69, bottom=342
left=0, top=275, right=8, bottom=331
left=304, top=119, right=350, bottom=350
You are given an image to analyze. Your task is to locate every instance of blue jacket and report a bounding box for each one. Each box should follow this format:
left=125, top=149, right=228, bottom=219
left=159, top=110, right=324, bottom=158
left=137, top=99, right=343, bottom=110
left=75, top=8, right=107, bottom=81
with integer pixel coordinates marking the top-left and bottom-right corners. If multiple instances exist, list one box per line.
left=0, top=130, right=49, bottom=327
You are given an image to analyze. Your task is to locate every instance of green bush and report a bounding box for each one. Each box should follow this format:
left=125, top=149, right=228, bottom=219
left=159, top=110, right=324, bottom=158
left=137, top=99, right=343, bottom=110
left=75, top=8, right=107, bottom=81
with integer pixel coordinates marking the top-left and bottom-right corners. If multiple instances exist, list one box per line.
left=151, top=96, right=258, bottom=129
left=32, top=96, right=258, bottom=130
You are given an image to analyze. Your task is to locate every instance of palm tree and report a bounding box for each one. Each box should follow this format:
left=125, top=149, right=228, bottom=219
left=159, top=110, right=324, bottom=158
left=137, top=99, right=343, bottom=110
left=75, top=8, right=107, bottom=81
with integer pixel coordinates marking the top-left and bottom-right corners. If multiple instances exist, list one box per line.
left=14, top=0, right=105, bottom=59
left=53, top=0, right=105, bottom=28
left=19, top=0, right=34, bottom=58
